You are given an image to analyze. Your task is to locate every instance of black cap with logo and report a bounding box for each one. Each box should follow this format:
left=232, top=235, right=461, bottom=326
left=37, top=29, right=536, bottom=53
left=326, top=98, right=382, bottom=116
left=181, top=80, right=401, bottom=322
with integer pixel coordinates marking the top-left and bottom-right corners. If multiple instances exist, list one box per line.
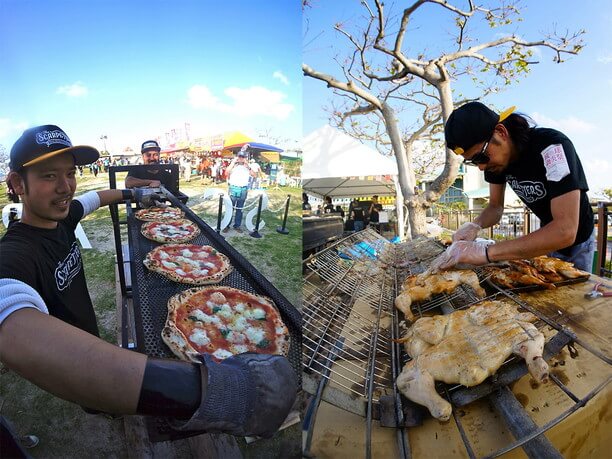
left=10, top=125, right=100, bottom=171
left=141, top=140, right=161, bottom=153
left=444, top=102, right=515, bottom=155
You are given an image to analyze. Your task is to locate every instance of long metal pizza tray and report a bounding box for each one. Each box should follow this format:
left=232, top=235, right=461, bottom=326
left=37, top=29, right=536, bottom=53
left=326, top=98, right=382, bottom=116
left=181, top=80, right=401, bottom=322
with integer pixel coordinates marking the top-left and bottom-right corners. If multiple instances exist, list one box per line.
left=114, top=187, right=301, bottom=442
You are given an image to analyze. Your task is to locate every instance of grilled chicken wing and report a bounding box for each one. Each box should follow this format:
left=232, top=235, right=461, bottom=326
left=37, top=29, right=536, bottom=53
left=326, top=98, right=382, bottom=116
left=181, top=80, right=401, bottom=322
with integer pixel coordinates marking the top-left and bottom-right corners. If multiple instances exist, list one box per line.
left=394, top=269, right=485, bottom=321
left=531, top=256, right=588, bottom=279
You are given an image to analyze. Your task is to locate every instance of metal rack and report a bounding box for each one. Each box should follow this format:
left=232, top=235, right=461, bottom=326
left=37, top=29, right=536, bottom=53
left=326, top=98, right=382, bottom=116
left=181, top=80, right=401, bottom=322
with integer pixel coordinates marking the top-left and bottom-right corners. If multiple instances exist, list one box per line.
left=108, top=167, right=302, bottom=442
left=303, top=232, right=611, bottom=458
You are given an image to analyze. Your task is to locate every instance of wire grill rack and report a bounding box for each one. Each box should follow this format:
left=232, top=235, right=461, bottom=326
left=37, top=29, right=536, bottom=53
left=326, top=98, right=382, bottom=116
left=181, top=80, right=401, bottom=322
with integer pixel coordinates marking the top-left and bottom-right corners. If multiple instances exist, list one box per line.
left=110, top=185, right=302, bottom=442
left=302, top=233, right=611, bottom=459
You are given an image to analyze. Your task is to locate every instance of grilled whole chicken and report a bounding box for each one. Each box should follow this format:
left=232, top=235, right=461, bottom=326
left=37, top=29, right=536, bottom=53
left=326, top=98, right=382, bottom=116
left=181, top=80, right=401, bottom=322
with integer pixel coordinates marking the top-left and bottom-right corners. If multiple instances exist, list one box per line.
left=395, top=301, right=549, bottom=421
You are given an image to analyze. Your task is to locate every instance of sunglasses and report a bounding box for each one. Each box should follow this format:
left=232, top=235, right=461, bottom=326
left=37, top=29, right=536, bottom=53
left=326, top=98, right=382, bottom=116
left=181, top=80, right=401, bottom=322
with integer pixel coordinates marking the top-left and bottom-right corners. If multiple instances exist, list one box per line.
left=463, top=139, right=491, bottom=166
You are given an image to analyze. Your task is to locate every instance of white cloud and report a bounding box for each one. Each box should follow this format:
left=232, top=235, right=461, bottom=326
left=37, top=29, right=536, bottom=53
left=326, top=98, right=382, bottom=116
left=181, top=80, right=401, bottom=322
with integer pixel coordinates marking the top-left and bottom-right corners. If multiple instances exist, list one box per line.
left=530, top=112, right=596, bottom=135
left=0, top=118, right=28, bottom=141
left=56, top=82, right=89, bottom=97
left=187, top=85, right=294, bottom=120
left=597, top=55, right=612, bottom=64
left=273, top=71, right=290, bottom=85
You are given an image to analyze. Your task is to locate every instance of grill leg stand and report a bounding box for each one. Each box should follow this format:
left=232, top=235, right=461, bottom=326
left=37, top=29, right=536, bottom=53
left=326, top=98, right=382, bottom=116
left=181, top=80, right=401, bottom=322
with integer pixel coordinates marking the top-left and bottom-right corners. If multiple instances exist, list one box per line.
left=249, top=194, right=263, bottom=238
left=216, top=194, right=224, bottom=233
left=490, top=386, right=563, bottom=459
left=276, top=195, right=291, bottom=235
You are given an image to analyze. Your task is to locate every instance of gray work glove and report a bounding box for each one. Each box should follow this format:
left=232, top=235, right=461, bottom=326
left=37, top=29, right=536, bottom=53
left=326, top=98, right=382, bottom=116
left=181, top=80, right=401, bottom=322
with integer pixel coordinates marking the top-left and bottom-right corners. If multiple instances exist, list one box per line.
left=172, top=353, right=297, bottom=438
left=132, top=188, right=162, bottom=208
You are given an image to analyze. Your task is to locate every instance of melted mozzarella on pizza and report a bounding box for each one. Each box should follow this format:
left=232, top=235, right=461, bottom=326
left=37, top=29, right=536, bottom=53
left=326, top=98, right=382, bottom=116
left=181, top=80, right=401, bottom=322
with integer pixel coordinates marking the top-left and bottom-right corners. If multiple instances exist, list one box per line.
left=190, top=329, right=211, bottom=346
left=213, top=349, right=233, bottom=360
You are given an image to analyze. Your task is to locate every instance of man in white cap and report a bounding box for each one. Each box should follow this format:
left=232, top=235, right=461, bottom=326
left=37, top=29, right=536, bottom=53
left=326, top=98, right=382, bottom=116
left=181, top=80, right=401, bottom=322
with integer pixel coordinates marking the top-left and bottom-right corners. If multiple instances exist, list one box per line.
left=224, top=144, right=256, bottom=232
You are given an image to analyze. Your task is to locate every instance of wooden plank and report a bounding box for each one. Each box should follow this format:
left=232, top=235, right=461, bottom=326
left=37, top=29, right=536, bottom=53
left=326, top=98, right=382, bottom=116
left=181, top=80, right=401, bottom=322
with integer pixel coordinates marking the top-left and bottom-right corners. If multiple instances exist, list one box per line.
left=188, top=433, right=242, bottom=458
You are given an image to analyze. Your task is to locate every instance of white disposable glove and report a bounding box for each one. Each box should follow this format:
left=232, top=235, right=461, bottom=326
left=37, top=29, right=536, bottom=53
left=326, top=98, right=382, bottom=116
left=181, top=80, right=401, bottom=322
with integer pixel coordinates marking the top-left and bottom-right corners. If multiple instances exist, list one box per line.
left=452, top=222, right=481, bottom=242
left=430, top=241, right=491, bottom=271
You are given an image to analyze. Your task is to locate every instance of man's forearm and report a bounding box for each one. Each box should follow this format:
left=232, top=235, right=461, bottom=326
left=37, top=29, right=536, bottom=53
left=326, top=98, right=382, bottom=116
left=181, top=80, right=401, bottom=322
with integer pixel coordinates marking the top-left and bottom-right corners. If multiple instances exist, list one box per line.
left=96, top=189, right=128, bottom=207
left=474, top=204, right=504, bottom=229
left=0, top=309, right=146, bottom=413
left=125, top=176, right=155, bottom=188
left=487, top=221, right=575, bottom=262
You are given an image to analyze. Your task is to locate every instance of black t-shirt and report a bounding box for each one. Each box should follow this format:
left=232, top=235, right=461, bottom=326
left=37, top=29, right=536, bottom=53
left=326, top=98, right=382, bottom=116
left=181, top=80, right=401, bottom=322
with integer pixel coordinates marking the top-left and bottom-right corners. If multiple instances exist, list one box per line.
left=0, top=201, right=99, bottom=336
left=352, top=206, right=365, bottom=222
left=485, top=128, right=593, bottom=254
left=127, top=167, right=174, bottom=189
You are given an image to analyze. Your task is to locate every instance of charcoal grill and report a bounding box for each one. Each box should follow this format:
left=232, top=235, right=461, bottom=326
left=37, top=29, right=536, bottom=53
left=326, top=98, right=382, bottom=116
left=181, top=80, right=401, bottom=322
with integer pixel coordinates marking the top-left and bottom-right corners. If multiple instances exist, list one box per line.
left=303, top=229, right=611, bottom=458
left=108, top=166, right=302, bottom=442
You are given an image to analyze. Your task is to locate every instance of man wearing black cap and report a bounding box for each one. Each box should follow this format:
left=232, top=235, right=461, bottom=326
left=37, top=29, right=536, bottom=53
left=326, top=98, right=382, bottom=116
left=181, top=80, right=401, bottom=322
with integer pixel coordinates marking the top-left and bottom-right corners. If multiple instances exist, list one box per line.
left=2, top=126, right=164, bottom=335
left=224, top=144, right=256, bottom=232
left=432, top=102, right=594, bottom=272
left=0, top=125, right=297, bottom=440
left=125, top=139, right=173, bottom=189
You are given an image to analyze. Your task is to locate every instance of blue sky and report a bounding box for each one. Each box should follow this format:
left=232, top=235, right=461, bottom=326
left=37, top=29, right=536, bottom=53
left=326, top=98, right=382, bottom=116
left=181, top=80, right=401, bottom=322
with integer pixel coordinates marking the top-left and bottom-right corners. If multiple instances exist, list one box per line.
left=303, top=0, right=612, bottom=193
left=1, top=0, right=301, bottom=156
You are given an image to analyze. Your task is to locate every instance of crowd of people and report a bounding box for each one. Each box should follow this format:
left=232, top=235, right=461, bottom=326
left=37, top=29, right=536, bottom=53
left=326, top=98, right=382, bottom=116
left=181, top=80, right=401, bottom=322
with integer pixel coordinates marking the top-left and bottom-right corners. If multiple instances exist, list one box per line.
left=69, top=149, right=289, bottom=191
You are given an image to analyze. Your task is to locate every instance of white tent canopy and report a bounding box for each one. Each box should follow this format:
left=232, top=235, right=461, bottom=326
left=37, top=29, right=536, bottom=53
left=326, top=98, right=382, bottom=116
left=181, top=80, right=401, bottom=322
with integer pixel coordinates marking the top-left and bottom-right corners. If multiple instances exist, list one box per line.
left=302, top=125, right=398, bottom=179
left=302, top=125, right=405, bottom=236
left=302, top=177, right=395, bottom=198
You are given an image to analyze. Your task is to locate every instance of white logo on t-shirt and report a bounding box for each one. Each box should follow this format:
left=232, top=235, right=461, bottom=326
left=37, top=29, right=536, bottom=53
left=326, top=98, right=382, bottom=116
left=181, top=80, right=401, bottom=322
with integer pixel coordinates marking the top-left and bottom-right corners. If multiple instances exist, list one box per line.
left=541, top=144, right=570, bottom=182
left=507, top=177, right=547, bottom=203
left=55, top=241, right=82, bottom=291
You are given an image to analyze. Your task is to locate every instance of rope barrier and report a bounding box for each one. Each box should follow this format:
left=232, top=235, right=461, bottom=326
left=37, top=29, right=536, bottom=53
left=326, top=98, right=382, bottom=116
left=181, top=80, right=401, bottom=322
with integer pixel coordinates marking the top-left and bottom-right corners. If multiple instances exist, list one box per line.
left=204, top=192, right=290, bottom=213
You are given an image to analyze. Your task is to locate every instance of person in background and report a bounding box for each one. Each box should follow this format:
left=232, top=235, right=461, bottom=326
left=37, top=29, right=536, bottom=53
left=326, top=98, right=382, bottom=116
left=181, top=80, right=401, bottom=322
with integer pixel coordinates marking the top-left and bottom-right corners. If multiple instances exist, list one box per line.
left=433, top=102, right=594, bottom=272
left=224, top=145, right=256, bottom=232
left=249, top=159, right=262, bottom=189
left=351, top=199, right=366, bottom=231
left=302, top=193, right=312, bottom=213
left=335, top=205, right=345, bottom=219
left=323, top=196, right=334, bottom=214
left=0, top=125, right=297, bottom=446
left=125, top=140, right=173, bottom=189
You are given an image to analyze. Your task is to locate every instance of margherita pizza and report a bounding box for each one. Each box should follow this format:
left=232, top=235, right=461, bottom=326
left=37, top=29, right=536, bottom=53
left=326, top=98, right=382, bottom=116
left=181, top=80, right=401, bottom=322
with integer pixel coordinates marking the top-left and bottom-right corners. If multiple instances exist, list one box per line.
left=141, top=219, right=200, bottom=243
left=135, top=206, right=184, bottom=222
left=162, top=286, right=290, bottom=362
left=143, top=244, right=232, bottom=284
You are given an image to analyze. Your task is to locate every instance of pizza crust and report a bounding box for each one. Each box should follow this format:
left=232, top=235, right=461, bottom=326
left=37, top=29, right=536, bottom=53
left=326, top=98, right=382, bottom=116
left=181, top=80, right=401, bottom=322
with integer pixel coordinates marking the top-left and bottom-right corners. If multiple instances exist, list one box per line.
left=143, top=244, right=233, bottom=285
left=141, top=219, right=200, bottom=243
left=163, top=286, right=290, bottom=362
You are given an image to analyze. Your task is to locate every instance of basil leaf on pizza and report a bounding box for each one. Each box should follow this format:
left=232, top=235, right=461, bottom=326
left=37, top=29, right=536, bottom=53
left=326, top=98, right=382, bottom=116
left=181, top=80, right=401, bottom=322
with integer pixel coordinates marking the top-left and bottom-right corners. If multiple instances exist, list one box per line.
left=141, top=219, right=200, bottom=243
left=162, top=286, right=290, bottom=362
left=143, top=244, right=232, bottom=284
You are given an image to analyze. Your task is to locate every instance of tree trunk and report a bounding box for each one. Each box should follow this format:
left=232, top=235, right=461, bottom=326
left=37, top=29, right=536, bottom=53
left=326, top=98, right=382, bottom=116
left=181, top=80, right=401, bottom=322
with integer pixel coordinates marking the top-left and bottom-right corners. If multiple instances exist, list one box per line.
left=407, top=196, right=428, bottom=238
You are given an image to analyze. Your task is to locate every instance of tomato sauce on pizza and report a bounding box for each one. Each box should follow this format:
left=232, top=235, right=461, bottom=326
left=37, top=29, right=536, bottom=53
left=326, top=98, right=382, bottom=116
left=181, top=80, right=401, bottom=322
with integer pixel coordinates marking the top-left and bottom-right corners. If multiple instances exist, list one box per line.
left=141, top=219, right=200, bottom=243
left=135, top=206, right=184, bottom=221
left=143, top=244, right=232, bottom=284
left=163, top=287, right=290, bottom=362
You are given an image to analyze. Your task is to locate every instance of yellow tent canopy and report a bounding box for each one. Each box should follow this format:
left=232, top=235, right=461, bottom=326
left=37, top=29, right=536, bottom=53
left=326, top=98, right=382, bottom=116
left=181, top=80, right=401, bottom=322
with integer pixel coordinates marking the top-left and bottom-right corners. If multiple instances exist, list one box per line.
left=259, top=151, right=280, bottom=163
left=223, top=131, right=253, bottom=147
